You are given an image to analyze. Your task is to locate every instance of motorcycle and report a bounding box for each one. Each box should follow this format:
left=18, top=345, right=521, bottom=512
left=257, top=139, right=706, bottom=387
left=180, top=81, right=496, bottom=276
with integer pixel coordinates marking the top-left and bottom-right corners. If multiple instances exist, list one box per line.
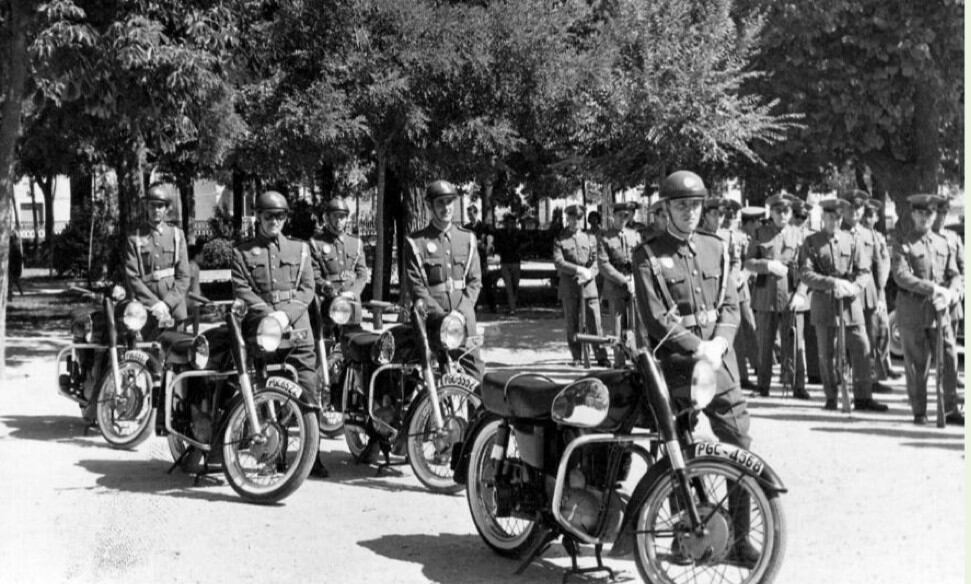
left=157, top=294, right=320, bottom=504
left=57, top=284, right=157, bottom=448
left=331, top=295, right=482, bottom=494
left=308, top=294, right=363, bottom=439
left=452, top=330, right=788, bottom=583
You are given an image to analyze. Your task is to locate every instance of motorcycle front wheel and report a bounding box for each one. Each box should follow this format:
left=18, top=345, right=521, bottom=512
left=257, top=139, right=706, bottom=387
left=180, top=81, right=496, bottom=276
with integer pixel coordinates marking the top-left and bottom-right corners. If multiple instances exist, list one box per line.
left=407, top=384, right=481, bottom=494
left=466, top=418, right=550, bottom=557
left=221, top=388, right=319, bottom=504
left=633, top=460, right=786, bottom=584
left=96, top=358, right=155, bottom=449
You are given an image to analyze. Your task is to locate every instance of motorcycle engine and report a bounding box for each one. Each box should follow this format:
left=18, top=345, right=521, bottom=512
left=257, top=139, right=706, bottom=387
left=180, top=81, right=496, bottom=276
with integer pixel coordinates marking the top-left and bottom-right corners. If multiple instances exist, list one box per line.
left=559, top=482, right=625, bottom=540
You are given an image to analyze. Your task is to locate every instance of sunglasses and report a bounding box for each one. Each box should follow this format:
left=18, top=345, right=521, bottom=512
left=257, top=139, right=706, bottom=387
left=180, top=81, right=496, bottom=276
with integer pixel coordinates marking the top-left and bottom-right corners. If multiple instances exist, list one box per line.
left=148, top=202, right=169, bottom=209
left=262, top=211, right=288, bottom=221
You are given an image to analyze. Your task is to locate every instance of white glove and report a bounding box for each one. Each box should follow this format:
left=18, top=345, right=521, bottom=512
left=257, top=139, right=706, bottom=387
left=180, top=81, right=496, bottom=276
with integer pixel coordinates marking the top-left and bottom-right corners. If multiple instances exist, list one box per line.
left=833, top=280, right=858, bottom=299
left=575, top=267, right=593, bottom=284
left=268, top=310, right=290, bottom=329
left=694, top=337, right=728, bottom=370
left=150, top=301, right=170, bottom=322
left=787, top=292, right=807, bottom=311
left=766, top=260, right=788, bottom=278
left=932, top=286, right=953, bottom=312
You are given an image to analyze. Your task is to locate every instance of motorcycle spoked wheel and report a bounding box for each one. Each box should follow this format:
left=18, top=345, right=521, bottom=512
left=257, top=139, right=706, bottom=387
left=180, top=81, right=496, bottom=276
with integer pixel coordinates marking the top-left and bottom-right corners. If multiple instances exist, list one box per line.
left=406, top=385, right=482, bottom=494
left=466, top=418, right=550, bottom=557
left=96, top=359, right=156, bottom=449
left=633, top=460, right=787, bottom=584
left=221, top=388, right=319, bottom=504
left=319, top=406, right=344, bottom=439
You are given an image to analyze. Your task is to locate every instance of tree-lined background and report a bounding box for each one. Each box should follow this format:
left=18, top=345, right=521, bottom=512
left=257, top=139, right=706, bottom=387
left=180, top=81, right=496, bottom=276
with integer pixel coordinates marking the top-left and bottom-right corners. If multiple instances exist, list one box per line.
left=0, top=0, right=963, bottom=375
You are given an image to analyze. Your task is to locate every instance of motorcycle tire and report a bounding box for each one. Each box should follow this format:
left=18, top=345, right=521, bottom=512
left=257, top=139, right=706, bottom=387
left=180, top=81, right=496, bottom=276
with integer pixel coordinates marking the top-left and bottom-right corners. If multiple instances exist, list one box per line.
left=96, top=358, right=155, bottom=449
left=221, top=387, right=319, bottom=504
left=407, top=384, right=481, bottom=494
left=343, top=422, right=379, bottom=463
left=466, top=418, right=550, bottom=557
left=319, top=406, right=344, bottom=439
left=633, top=460, right=787, bottom=584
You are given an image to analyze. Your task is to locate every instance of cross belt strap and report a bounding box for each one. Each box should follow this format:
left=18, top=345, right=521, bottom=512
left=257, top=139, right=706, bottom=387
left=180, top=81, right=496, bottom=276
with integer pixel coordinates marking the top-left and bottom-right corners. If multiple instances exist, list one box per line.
left=148, top=267, right=175, bottom=281
left=262, top=290, right=296, bottom=303
left=680, top=309, right=718, bottom=328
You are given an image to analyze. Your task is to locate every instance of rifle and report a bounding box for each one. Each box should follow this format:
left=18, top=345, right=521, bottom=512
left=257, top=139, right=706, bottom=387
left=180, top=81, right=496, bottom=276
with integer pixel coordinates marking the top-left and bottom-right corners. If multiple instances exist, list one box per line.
left=578, top=293, right=590, bottom=369
left=782, top=291, right=799, bottom=398
left=935, top=308, right=948, bottom=428
left=835, top=295, right=852, bottom=414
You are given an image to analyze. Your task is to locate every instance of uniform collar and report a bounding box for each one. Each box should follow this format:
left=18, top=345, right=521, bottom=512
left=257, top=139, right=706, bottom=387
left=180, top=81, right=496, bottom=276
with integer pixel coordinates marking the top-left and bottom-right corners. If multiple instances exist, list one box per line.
left=257, top=231, right=283, bottom=247
left=665, top=228, right=696, bottom=255
left=430, top=220, right=453, bottom=237
left=145, top=221, right=165, bottom=236
left=324, top=227, right=345, bottom=243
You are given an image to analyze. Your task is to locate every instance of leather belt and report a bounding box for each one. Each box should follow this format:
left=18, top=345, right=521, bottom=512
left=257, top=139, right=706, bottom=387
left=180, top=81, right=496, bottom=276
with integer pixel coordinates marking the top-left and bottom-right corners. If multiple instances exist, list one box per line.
left=680, top=309, right=718, bottom=328
left=148, top=267, right=175, bottom=281
left=428, top=279, right=466, bottom=293
left=263, top=290, right=296, bottom=303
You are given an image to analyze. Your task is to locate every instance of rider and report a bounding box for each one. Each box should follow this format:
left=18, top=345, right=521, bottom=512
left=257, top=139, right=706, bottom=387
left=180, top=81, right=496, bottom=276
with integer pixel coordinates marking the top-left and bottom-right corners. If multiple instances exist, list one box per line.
left=310, top=198, right=369, bottom=305
left=632, top=170, right=758, bottom=568
left=403, top=180, right=484, bottom=381
left=123, top=184, right=191, bottom=339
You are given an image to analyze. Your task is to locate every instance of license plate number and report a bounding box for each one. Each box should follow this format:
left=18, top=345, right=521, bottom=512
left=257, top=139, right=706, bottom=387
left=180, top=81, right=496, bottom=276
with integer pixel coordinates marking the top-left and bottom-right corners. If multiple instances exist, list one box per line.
left=694, top=442, right=765, bottom=475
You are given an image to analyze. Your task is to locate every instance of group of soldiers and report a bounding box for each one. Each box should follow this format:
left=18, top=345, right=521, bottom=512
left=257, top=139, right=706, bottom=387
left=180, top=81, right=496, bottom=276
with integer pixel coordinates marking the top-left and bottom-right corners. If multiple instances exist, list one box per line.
left=560, top=172, right=965, bottom=428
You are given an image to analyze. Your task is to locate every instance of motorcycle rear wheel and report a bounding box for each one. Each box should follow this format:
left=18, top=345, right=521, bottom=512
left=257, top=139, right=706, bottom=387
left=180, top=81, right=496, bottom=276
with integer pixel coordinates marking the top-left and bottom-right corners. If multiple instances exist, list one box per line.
left=221, top=388, right=318, bottom=504
left=407, top=384, right=481, bottom=494
left=633, top=460, right=786, bottom=584
left=96, top=359, right=155, bottom=449
left=466, top=418, right=550, bottom=557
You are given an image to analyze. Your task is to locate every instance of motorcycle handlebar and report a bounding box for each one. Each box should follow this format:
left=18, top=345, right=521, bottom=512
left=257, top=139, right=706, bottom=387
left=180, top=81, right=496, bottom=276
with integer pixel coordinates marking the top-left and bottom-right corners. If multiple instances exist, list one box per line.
left=575, top=333, right=617, bottom=346
left=68, top=286, right=97, bottom=299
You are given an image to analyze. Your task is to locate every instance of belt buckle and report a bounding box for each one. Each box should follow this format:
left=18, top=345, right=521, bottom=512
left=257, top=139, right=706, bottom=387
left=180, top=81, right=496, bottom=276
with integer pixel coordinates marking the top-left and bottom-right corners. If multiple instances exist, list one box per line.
left=446, top=278, right=454, bottom=292
left=696, top=310, right=710, bottom=327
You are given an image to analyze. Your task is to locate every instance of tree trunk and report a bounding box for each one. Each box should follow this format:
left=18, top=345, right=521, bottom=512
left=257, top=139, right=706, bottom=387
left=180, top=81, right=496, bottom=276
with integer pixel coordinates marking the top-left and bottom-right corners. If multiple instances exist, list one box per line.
left=178, top=174, right=194, bottom=241
left=479, top=174, right=494, bottom=228
left=373, top=146, right=388, bottom=300
left=115, top=141, right=147, bottom=239
left=865, top=154, right=923, bottom=234
left=232, top=168, right=244, bottom=236
left=0, top=0, right=29, bottom=381
left=28, top=175, right=39, bottom=261
left=69, top=169, right=92, bottom=222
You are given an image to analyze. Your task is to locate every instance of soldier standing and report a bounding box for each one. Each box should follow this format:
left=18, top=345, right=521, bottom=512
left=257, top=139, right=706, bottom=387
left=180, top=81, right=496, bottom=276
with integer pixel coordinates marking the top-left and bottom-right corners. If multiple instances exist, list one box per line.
left=404, top=180, right=484, bottom=380
left=860, top=199, right=901, bottom=381
left=464, top=205, right=496, bottom=313
left=554, top=204, right=609, bottom=367
left=310, top=198, right=369, bottom=302
left=799, top=199, right=887, bottom=411
left=840, top=190, right=893, bottom=394
left=231, top=191, right=318, bottom=401
left=744, top=194, right=809, bottom=398
left=124, top=184, right=191, bottom=338
left=931, top=197, right=964, bottom=348
left=632, top=170, right=758, bottom=567
left=892, top=194, right=963, bottom=426
left=597, top=201, right=640, bottom=365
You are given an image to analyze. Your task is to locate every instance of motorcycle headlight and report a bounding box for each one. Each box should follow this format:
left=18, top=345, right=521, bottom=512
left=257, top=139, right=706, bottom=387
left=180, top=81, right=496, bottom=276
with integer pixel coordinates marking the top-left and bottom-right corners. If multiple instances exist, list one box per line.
left=439, top=313, right=466, bottom=350
left=256, top=316, right=283, bottom=352
left=551, top=378, right=610, bottom=428
left=371, top=330, right=395, bottom=364
left=328, top=296, right=353, bottom=325
left=122, top=301, right=148, bottom=332
left=71, top=314, right=93, bottom=342
left=190, top=334, right=210, bottom=369
left=110, top=285, right=126, bottom=302
left=690, top=360, right=718, bottom=410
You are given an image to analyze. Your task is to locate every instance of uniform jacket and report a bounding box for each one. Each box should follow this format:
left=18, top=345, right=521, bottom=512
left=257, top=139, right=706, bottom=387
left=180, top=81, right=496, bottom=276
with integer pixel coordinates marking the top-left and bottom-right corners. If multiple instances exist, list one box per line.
left=715, top=227, right=751, bottom=304
left=231, top=233, right=315, bottom=344
left=871, top=229, right=891, bottom=303
left=633, top=229, right=740, bottom=391
left=798, top=230, right=867, bottom=326
left=937, top=228, right=964, bottom=320
left=892, top=230, right=962, bottom=329
left=744, top=223, right=806, bottom=312
left=553, top=228, right=599, bottom=300
left=124, top=221, right=190, bottom=321
left=404, top=223, right=481, bottom=335
left=310, top=229, right=368, bottom=299
left=841, top=223, right=881, bottom=310
left=597, top=226, right=639, bottom=301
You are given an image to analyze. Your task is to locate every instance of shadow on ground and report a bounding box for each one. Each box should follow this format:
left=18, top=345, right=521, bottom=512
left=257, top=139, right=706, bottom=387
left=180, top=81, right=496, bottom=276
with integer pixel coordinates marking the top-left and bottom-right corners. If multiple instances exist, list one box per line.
left=0, top=414, right=113, bottom=450
left=75, top=458, right=253, bottom=504
left=358, top=533, right=624, bottom=584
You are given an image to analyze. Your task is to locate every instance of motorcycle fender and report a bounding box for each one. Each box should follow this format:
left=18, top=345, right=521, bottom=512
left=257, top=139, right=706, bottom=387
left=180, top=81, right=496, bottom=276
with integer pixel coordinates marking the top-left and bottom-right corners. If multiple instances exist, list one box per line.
left=449, top=409, right=499, bottom=485
left=264, top=376, right=321, bottom=412
left=609, top=442, right=786, bottom=558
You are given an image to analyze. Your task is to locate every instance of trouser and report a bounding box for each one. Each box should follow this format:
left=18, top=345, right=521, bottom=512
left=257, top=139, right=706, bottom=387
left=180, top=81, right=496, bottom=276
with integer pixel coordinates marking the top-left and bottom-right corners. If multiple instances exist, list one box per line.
left=499, top=263, right=520, bottom=311
left=285, top=343, right=320, bottom=407
left=814, top=323, right=872, bottom=401
left=900, top=323, right=959, bottom=416
left=677, top=347, right=752, bottom=450
left=605, top=291, right=632, bottom=365
left=804, top=323, right=819, bottom=380
left=563, top=295, right=607, bottom=363
left=734, top=298, right=758, bottom=383
left=477, top=256, right=496, bottom=312
left=756, top=310, right=805, bottom=392
left=866, top=306, right=892, bottom=379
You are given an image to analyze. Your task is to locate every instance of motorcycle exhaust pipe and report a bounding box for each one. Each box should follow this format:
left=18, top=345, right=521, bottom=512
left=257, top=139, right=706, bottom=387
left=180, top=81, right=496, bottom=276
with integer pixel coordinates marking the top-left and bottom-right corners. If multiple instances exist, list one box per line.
left=104, top=297, right=123, bottom=402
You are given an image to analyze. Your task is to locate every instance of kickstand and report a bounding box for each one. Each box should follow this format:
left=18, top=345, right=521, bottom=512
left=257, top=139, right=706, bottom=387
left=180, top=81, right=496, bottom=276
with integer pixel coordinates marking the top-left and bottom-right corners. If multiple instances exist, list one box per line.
left=167, top=446, right=194, bottom=474
left=562, top=540, right=616, bottom=584
left=373, top=442, right=408, bottom=477
left=514, top=526, right=558, bottom=575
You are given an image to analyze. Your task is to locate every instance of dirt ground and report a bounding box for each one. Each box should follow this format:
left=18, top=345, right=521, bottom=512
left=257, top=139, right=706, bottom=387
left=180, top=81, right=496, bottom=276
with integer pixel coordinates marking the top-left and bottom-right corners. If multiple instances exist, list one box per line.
left=0, top=280, right=966, bottom=584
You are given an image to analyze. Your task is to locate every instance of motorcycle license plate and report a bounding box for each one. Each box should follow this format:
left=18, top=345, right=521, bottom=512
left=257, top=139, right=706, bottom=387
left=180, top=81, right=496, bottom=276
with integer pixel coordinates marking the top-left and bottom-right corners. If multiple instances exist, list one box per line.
left=694, top=442, right=765, bottom=475
left=440, top=373, right=479, bottom=392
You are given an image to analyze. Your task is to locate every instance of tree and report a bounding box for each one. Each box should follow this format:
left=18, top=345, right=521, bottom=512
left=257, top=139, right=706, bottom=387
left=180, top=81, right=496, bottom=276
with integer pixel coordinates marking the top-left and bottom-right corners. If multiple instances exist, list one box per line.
left=746, top=0, right=963, bottom=220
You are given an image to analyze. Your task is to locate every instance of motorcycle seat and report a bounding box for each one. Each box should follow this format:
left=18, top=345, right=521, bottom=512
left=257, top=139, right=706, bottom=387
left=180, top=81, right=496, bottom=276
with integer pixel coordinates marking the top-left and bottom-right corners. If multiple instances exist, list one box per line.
left=481, top=369, right=634, bottom=420
left=159, top=330, right=196, bottom=364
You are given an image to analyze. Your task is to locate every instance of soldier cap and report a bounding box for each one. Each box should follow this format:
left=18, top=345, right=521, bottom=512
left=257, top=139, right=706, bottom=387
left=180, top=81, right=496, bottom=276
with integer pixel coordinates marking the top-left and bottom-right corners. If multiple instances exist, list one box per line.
left=425, top=180, right=459, bottom=202
left=145, top=184, right=173, bottom=206
left=564, top=204, right=584, bottom=217
left=740, top=206, right=766, bottom=220
left=907, top=193, right=945, bottom=211
left=765, top=194, right=797, bottom=210
left=865, top=199, right=884, bottom=212
left=934, top=197, right=953, bottom=211
left=659, top=171, right=708, bottom=200
left=255, top=191, right=289, bottom=212
left=703, top=198, right=731, bottom=212
left=324, top=198, right=350, bottom=215
left=818, top=198, right=851, bottom=214
left=840, top=189, right=871, bottom=207
left=613, top=201, right=639, bottom=213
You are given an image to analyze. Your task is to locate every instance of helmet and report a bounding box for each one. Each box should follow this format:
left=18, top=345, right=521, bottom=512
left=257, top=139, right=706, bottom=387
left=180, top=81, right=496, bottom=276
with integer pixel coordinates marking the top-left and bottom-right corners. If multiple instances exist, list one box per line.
left=659, top=171, right=708, bottom=200
left=324, top=198, right=350, bottom=215
left=425, top=180, right=459, bottom=202
left=145, top=184, right=173, bottom=206
left=255, top=191, right=289, bottom=212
